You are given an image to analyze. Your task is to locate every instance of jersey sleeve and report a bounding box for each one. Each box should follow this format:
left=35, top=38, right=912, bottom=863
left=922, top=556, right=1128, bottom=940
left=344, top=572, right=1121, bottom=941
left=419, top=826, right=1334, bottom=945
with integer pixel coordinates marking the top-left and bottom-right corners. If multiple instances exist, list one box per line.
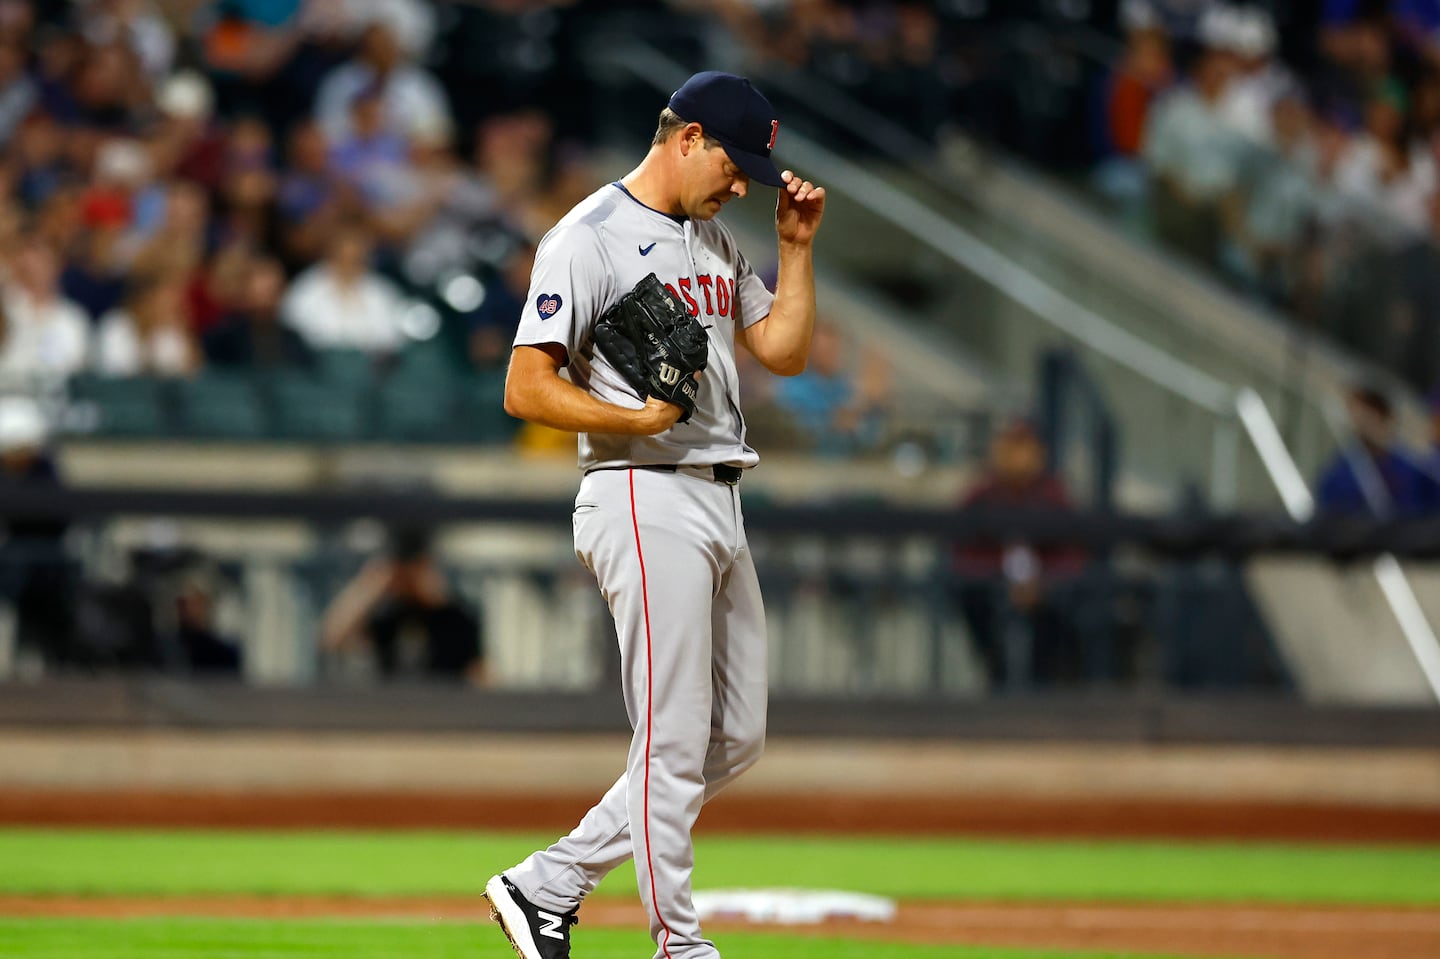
left=732, top=249, right=775, bottom=330
left=512, top=222, right=613, bottom=362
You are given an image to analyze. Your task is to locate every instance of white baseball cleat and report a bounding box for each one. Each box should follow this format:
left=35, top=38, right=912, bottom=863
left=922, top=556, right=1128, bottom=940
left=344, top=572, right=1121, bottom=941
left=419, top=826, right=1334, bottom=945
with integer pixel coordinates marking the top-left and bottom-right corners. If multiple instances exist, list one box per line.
left=484, top=873, right=578, bottom=959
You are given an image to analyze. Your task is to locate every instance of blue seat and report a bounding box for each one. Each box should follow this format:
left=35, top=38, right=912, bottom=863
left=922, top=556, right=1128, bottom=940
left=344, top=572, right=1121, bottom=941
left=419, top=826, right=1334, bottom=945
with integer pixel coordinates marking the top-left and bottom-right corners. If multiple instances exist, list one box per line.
left=265, top=373, right=370, bottom=442
left=315, top=349, right=376, bottom=389
left=375, top=379, right=459, bottom=442
left=174, top=373, right=269, bottom=439
left=457, top=371, right=520, bottom=444
left=67, top=375, right=169, bottom=438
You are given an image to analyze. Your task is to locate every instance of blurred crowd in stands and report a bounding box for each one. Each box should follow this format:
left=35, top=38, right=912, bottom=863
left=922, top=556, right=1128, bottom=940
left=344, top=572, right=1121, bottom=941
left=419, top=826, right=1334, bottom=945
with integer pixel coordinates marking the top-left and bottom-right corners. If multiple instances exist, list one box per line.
left=0, top=0, right=903, bottom=457
left=1093, top=0, right=1440, bottom=394
left=0, top=0, right=1427, bottom=454
left=0, top=0, right=603, bottom=392
left=0, top=0, right=904, bottom=683
left=703, top=0, right=1440, bottom=406
left=1316, top=381, right=1440, bottom=516
left=0, top=0, right=1433, bottom=692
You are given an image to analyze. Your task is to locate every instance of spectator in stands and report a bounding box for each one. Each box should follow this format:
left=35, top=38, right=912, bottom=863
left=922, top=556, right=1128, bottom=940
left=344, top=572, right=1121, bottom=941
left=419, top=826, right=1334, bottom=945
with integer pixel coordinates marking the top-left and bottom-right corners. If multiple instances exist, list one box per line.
left=396, top=120, right=502, bottom=285
left=1411, top=384, right=1440, bottom=510
left=1335, top=84, right=1438, bottom=241
left=203, top=255, right=313, bottom=369
left=321, top=525, right=486, bottom=685
left=199, top=0, right=306, bottom=73
left=76, top=0, right=175, bottom=83
left=1316, top=384, right=1432, bottom=516
left=32, top=24, right=87, bottom=118
left=1414, top=69, right=1440, bottom=166
left=131, top=180, right=211, bottom=283
left=327, top=82, right=408, bottom=210
left=37, top=174, right=87, bottom=246
left=198, top=0, right=346, bottom=134
left=12, top=111, right=70, bottom=209
left=1229, top=90, right=1319, bottom=304
left=365, top=113, right=457, bottom=253
left=0, top=238, right=90, bottom=379
left=0, top=38, right=36, bottom=146
left=280, top=221, right=407, bottom=355
left=314, top=18, right=450, bottom=144
left=84, top=138, right=167, bottom=262
left=1402, top=190, right=1440, bottom=388
left=60, top=218, right=127, bottom=321
left=809, top=1, right=948, bottom=144
left=1121, top=0, right=1224, bottom=46
left=0, top=0, right=33, bottom=47
left=1142, top=45, right=1243, bottom=267
left=168, top=569, right=242, bottom=675
left=1214, top=7, right=1292, bottom=146
left=471, top=108, right=556, bottom=239
left=334, top=0, right=436, bottom=60
left=1316, top=2, right=1397, bottom=129
left=466, top=241, right=532, bottom=371
left=214, top=114, right=279, bottom=248
left=1094, top=21, right=1174, bottom=220
left=1396, top=0, right=1440, bottom=64
left=277, top=118, right=359, bottom=266
left=187, top=239, right=253, bottom=336
left=93, top=272, right=200, bottom=377
left=954, top=419, right=1088, bottom=687
left=60, top=40, right=147, bottom=134
left=523, top=141, right=603, bottom=237
left=0, top=192, right=23, bottom=266
left=0, top=394, right=74, bottom=667
left=772, top=321, right=890, bottom=457
left=148, top=70, right=227, bottom=190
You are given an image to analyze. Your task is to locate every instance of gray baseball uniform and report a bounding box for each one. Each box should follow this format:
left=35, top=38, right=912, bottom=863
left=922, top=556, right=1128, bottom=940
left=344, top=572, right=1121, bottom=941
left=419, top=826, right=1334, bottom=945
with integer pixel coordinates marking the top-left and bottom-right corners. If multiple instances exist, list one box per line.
left=505, top=181, right=775, bottom=959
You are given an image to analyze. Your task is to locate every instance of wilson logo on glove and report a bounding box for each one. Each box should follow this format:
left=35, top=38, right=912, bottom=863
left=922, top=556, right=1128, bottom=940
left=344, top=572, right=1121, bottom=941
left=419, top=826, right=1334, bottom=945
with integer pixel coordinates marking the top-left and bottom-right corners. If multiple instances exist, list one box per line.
left=593, top=273, right=710, bottom=424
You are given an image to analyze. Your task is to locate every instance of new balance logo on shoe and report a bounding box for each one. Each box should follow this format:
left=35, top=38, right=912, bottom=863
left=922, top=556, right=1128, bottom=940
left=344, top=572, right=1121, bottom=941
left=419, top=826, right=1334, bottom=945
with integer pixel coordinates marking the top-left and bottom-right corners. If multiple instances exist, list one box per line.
left=484, top=873, right=578, bottom=959
left=537, top=911, right=566, bottom=940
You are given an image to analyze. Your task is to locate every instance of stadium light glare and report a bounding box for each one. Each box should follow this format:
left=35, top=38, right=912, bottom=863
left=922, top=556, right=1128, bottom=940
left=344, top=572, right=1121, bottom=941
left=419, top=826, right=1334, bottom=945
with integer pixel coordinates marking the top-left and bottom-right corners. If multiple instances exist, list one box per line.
left=399, top=302, right=442, bottom=341
left=443, top=274, right=487, bottom=313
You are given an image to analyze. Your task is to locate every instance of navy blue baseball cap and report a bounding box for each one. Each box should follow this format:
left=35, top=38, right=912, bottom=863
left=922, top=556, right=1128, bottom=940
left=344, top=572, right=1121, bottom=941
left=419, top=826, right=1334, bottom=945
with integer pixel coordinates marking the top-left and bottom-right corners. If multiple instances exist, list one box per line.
left=668, top=71, right=785, bottom=188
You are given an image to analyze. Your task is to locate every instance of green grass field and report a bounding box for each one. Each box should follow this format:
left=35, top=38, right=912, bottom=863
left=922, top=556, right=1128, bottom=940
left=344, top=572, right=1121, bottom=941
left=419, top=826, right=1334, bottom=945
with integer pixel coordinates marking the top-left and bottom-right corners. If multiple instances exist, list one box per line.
left=2, top=828, right=1437, bottom=959
left=4, top=828, right=1437, bottom=903
left=0, top=919, right=1206, bottom=959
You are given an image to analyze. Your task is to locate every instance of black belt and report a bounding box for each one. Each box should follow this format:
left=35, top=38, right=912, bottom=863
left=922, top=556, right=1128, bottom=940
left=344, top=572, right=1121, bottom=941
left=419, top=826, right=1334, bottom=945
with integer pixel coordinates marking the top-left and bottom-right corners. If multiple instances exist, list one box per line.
left=589, top=464, right=744, bottom=485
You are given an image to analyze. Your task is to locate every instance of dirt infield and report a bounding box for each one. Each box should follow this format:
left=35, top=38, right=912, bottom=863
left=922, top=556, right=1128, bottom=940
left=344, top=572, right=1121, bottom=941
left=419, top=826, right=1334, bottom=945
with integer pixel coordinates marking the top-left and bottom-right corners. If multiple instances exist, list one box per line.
left=2, top=895, right=1438, bottom=959
left=2, top=789, right=1439, bottom=841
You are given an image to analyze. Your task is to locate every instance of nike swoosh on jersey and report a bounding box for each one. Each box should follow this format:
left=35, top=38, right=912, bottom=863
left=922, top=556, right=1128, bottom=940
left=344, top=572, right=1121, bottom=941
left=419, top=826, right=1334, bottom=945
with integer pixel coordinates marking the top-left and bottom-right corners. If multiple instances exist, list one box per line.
left=639, top=242, right=656, bottom=256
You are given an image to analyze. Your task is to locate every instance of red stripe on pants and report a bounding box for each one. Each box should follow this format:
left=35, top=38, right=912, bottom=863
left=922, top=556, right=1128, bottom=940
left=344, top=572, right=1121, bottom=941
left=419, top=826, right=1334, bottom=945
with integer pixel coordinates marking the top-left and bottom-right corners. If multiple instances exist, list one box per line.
left=630, top=471, right=673, bottom=959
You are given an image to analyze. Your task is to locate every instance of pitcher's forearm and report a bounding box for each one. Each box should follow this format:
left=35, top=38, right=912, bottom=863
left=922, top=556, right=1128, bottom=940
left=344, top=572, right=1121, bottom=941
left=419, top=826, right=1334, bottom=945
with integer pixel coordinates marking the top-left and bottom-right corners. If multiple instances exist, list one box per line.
left=752, top=241, right=817, bottom=375
left=504, top=372, right=679, bottom=436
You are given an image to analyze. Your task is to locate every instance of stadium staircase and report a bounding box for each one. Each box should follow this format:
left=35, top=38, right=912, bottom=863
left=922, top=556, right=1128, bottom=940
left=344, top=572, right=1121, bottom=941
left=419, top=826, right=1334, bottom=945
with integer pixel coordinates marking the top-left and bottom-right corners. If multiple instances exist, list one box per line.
left=591, top=40, right=1440, bottom=706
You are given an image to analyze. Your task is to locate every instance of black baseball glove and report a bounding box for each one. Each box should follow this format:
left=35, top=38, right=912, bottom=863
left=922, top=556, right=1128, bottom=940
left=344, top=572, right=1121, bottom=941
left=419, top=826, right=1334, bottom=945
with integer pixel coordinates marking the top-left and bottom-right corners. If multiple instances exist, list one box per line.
left=593, top=273, right=709, bottom=423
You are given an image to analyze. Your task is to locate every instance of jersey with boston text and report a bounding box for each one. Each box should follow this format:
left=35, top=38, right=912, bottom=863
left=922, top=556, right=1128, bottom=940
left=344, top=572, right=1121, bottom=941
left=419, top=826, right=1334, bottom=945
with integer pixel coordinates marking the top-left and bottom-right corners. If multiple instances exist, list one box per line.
left=512, top=182, right=775, bottom=472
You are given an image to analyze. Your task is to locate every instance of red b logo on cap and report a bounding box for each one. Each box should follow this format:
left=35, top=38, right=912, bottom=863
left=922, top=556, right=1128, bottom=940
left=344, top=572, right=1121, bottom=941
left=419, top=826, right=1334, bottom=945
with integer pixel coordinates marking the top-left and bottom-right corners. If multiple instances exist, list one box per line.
left=767, top=120, right=778, bottom=152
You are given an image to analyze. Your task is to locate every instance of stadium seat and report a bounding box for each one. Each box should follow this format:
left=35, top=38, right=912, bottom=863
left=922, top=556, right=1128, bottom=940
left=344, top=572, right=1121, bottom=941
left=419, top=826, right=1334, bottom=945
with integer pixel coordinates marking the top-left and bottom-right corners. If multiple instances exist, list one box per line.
left=375, top=379, right=460, bottom=442
left=390, top=338, right=461, bottom=385
left=264, top=373, right=370, bottom=443
left=316, top=349, right=376, bottom=390
left=174, top=373, right=269, bottom=440
left=67, top=375, right=170, bottom=438
left=456, top=371, right=520, bottom=443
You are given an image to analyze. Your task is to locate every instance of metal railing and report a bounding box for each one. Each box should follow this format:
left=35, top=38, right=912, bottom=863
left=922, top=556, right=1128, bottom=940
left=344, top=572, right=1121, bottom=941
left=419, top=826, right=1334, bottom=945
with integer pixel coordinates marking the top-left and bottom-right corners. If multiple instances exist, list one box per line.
left=594, top=41, right=1440, bottom=703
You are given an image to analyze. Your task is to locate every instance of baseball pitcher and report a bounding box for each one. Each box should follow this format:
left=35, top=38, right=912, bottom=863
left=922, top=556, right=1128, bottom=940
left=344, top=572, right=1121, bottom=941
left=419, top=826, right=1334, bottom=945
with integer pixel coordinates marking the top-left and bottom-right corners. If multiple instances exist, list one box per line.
left=486, top=71, right=826, bottom=959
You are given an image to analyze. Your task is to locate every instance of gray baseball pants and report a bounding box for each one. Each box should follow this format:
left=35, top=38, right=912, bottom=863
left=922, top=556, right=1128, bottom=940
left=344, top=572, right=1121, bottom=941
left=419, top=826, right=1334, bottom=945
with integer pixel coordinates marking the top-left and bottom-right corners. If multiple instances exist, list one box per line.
left=506, top=465, right=768, bottom=959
